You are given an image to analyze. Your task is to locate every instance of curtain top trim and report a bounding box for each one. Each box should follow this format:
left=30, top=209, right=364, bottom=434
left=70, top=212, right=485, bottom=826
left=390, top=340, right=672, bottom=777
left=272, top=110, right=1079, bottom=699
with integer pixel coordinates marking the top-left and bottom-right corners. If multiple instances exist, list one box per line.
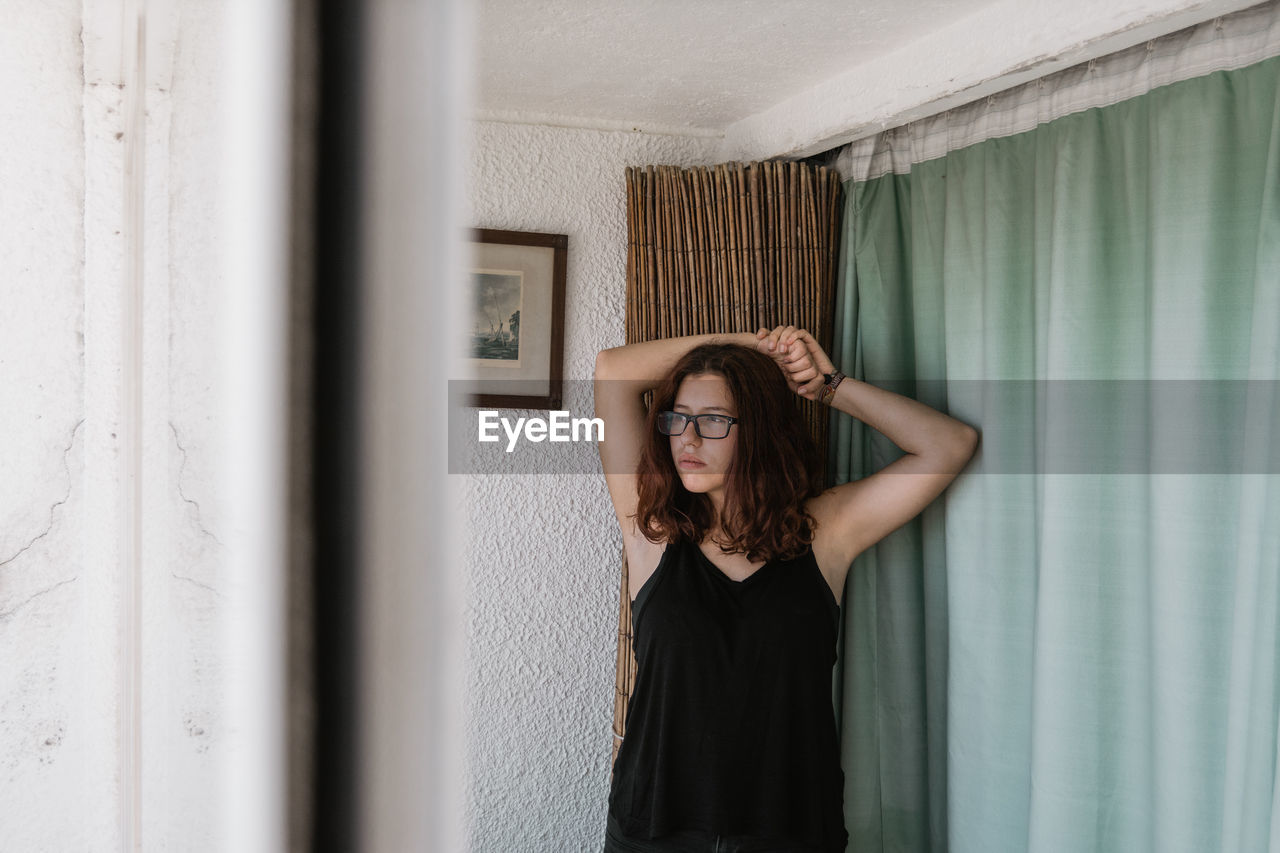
left=835, top=0, right=1280, bottom=183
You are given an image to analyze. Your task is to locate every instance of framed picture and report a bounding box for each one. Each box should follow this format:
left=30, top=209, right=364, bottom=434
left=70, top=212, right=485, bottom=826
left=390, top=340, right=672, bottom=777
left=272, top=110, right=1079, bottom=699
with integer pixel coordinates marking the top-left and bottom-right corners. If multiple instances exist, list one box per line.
left=466, top=228, right=567, bottom=409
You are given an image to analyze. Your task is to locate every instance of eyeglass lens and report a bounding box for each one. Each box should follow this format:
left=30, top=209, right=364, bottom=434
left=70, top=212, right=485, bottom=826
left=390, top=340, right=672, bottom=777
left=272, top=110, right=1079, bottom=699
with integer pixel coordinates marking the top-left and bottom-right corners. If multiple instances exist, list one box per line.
left=658, top=412, right=732, bottom=439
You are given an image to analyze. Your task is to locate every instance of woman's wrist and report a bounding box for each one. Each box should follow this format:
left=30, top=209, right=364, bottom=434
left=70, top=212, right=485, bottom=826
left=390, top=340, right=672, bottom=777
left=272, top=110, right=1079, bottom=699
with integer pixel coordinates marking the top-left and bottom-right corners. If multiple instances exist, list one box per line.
left=816, top=370, right=845, bottom=405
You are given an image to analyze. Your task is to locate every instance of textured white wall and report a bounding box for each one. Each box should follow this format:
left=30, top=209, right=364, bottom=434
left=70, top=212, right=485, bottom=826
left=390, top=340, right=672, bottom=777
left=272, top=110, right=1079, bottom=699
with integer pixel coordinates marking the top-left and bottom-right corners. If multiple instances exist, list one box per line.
left=145, top=3, right=228, bottom=847
left=0, top=1, right=97, bottom=845
left=0, top=2, right=229, bottom=848
left=463, top=122, right=718, bottom=851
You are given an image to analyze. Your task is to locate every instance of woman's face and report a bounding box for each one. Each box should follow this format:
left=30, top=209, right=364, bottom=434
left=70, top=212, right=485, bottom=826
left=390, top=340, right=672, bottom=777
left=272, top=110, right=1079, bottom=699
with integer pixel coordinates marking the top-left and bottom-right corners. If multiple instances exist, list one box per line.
left=669, top=372, right=738, bottom=502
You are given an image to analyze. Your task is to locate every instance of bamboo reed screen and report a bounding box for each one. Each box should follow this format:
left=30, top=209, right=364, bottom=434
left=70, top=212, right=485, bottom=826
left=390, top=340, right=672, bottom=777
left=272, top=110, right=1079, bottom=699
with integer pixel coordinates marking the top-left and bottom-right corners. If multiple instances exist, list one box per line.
left=612, top=160, right=842, bottom=763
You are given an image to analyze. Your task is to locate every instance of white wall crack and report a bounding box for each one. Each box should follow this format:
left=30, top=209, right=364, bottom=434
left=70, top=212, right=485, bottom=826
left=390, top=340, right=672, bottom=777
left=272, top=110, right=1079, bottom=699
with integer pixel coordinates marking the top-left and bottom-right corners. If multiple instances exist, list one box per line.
left=0, top=419, right=85, bottom=571
left=0, top=576, right=80, bottom=622
left=170, top=421, right=223, bottom=546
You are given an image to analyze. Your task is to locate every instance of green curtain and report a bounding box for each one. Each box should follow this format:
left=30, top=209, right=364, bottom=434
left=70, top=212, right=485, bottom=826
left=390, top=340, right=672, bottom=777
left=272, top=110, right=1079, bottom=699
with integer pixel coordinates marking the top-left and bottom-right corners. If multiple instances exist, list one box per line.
left=831, top=54, right=1280, bottom=852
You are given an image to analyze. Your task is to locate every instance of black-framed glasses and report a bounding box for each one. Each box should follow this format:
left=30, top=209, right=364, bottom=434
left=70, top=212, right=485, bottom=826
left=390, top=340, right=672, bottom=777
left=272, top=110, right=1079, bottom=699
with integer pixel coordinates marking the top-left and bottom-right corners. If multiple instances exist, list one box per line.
left=657, top=411, right=739, bottom=439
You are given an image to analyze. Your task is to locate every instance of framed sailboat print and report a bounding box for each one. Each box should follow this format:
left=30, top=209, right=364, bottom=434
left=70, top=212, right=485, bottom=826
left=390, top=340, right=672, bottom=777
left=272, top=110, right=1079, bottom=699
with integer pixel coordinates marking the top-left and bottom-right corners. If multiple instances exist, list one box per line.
left=466, top=228, right=567, bottom=410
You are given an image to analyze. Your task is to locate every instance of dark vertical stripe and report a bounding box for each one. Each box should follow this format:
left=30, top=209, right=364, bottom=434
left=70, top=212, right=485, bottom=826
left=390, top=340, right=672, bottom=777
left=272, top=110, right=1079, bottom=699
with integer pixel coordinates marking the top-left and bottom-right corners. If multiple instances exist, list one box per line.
left=312, top=1, right=363, bottom=849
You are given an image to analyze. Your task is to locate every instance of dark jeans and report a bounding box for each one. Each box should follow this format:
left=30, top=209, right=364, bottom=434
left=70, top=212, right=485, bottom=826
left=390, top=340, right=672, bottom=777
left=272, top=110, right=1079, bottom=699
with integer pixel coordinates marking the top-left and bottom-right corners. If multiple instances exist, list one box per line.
left=603, top=813, right=826, bottom=853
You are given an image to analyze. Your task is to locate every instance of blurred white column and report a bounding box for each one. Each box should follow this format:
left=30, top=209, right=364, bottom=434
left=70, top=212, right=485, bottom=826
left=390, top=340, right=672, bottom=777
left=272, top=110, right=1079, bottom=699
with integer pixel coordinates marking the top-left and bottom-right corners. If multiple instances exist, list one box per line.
left=221, top=0, right=290, bottom=850
left=359, top=1, right=470, bottom=851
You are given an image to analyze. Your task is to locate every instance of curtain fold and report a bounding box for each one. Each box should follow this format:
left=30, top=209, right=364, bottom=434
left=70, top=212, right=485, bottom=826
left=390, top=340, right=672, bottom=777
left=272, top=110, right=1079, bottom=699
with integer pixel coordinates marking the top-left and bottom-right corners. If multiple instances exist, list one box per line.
left=615, top=161, right=842, bottom=762
left=830, top=4, right=1280, bottom=851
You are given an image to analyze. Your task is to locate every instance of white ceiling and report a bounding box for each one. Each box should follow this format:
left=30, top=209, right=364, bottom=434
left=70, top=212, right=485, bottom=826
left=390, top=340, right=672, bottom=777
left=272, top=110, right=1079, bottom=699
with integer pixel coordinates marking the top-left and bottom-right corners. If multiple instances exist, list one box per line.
left=475, top=0, right=1001, bottom=131
left=473, top=0, right=1262, bottom=159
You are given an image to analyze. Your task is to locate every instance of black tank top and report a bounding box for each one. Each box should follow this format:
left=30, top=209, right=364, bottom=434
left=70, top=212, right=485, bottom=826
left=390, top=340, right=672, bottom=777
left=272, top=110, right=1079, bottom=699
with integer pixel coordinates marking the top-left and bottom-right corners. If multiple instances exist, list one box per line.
left=608, top=538, right=848, bottom=851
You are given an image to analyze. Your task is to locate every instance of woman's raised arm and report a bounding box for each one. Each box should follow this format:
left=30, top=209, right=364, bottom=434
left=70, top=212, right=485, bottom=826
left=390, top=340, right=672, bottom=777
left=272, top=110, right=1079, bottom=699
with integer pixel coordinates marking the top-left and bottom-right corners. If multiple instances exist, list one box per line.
left=594, top=332, right=760, bottom=586
left=594, top=332, right=760, bottom=386
left=758, top=325, right=979, bottom=594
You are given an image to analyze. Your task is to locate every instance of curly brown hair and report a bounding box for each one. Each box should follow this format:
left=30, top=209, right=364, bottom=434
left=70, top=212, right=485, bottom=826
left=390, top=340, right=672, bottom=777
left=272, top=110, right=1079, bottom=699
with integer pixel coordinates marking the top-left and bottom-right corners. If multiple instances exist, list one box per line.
left=634, top=342, right=823, bottom=562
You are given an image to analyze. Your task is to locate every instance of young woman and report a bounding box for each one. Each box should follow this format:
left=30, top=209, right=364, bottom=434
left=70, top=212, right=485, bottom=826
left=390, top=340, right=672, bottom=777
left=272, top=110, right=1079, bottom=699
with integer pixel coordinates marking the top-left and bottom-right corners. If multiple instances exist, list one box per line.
left=594, top=326, right=977, bottom=853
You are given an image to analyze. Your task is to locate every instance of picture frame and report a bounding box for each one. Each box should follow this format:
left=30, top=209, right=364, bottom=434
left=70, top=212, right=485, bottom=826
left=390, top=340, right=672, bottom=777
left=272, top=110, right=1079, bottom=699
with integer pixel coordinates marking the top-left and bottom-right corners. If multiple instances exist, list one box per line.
left=466, top=228, right=567, bottom=409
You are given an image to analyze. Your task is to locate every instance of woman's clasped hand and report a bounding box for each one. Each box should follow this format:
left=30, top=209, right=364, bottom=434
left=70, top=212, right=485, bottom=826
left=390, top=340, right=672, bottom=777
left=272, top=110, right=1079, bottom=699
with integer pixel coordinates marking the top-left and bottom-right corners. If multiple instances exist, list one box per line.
left=752, top=325, right=834, bottom=398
